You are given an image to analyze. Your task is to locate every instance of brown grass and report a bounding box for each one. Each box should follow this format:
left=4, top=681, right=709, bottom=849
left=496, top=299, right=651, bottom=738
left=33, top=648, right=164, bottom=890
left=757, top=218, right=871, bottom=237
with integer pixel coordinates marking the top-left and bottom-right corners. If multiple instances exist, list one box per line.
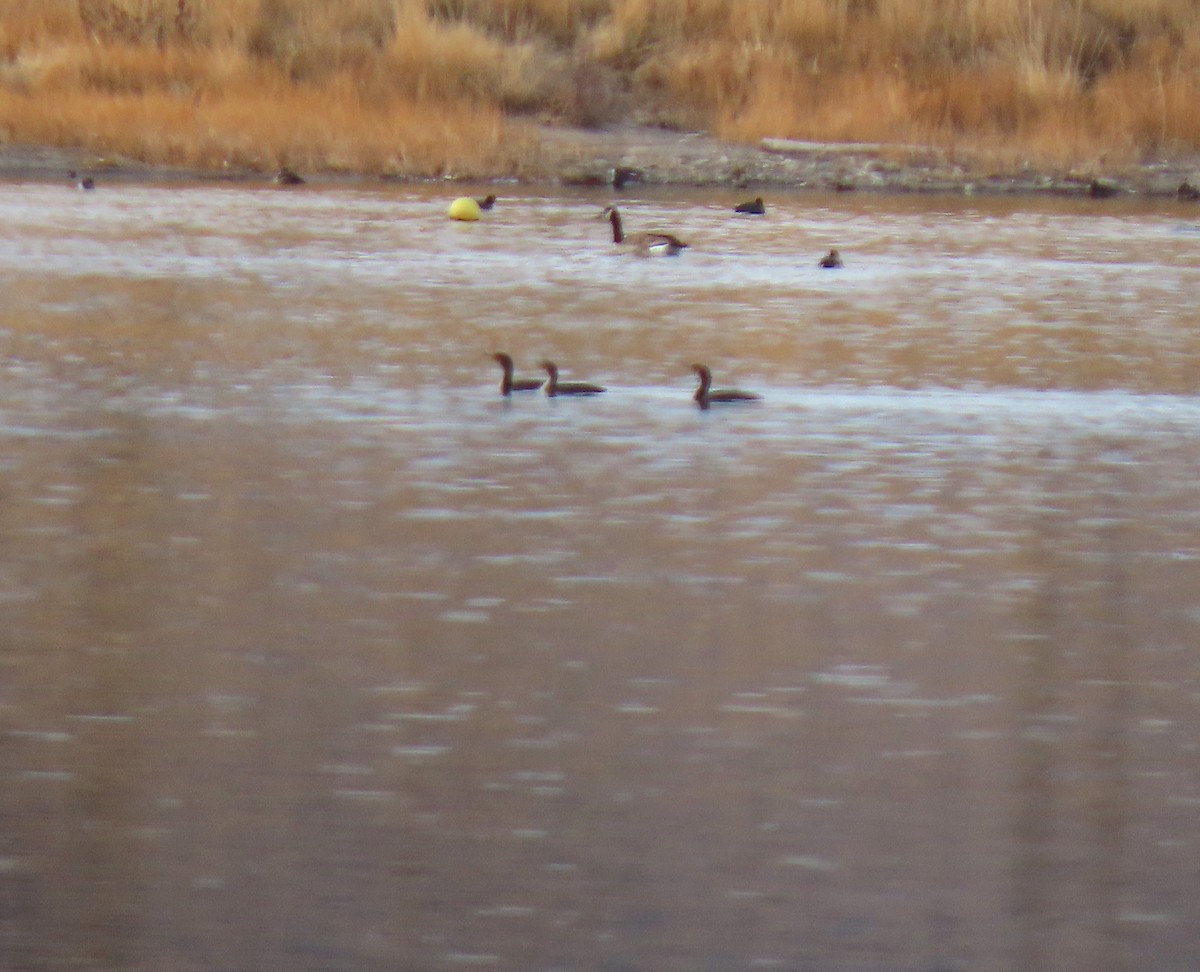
left=2, top=0, right=1199, bottom=175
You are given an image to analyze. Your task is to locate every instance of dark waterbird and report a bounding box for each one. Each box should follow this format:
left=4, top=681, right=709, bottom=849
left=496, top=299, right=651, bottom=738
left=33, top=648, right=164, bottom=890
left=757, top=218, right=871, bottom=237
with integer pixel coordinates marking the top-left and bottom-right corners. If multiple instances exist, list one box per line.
left=492, top=353, right=545, bottom=396
left=734, top=197, right=766, bottom=215
left=611, top=166, right=642, bottom=189
left=476, top=194, right=497, bottom=210
left=1089, top=178, right=1120, bottom=199
left=274, top=167, right=305, bottom=185
left=691, top=364, right=761, bottom=410
left=540, top=361, right=606, bottom=397
left=603, top=206, right=688, bottom=257
left=818, top=248, right=844, bottom=268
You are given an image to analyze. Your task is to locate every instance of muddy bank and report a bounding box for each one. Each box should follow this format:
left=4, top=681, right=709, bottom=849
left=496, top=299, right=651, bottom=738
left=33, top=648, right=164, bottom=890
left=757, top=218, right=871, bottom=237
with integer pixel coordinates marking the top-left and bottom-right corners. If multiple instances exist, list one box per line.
left=543, top=125, right=1200, bottom=199
left=4, top=125, right=1200, bottom=199
left=0, top=143, right=246, bottom=184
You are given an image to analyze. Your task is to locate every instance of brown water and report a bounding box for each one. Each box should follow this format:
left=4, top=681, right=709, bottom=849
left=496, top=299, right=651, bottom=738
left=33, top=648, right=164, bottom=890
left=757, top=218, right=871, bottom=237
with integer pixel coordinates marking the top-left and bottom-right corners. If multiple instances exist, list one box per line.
left=2, top=181, right=1200, bottom=972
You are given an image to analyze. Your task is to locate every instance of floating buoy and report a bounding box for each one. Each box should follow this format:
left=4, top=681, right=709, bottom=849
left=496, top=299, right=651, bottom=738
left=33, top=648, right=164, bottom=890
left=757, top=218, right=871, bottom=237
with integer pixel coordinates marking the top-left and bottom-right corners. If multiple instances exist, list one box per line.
left=448, top=197, right=481, bottom=221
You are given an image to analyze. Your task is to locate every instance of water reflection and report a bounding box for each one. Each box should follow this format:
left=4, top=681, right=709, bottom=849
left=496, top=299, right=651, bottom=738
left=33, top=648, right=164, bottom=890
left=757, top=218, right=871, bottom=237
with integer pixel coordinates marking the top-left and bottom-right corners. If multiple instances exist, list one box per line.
left=1, top=182, right=1199, bottom=971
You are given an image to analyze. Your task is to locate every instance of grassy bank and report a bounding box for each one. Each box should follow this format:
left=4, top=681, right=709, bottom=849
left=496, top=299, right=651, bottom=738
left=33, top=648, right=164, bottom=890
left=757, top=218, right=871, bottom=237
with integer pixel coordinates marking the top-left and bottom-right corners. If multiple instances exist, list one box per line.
left=2, top=0, right=1199, bottom=177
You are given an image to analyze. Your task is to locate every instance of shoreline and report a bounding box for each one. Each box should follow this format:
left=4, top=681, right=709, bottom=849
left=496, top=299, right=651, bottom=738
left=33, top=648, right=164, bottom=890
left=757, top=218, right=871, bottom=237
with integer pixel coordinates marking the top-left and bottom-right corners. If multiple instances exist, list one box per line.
left=4, top=125, right=1200, bottom=199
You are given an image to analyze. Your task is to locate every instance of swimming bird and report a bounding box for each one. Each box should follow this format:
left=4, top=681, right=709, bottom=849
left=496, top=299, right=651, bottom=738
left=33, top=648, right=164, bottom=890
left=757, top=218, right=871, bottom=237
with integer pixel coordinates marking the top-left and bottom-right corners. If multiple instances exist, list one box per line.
left=691, top=364, right=761, bottom=410
left=492, top=352, right=544, bottom=396
left=611, top=166, right=641, bottom=190
left=818, top=248, right=844, bottom=268
left=540, top=361, right=606, bottom=397
left=734, top=197, right=766, bottom=215
left=274, top=167, right=305, bottom=185
left=603, top=206, right=688, bottom=257
left=1178, top=180, right=1200, bottom=201
left=476, top=194, right=497, bottom=210
left=68, top=171, right=95, bottom=190
left=1089, top=178, right=1119, bottom=199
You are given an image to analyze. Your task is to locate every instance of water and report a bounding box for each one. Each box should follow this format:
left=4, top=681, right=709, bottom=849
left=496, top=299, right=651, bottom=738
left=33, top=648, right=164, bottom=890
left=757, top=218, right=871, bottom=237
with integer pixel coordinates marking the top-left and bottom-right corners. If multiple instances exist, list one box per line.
left=2, top=181, right=1199, bottom=972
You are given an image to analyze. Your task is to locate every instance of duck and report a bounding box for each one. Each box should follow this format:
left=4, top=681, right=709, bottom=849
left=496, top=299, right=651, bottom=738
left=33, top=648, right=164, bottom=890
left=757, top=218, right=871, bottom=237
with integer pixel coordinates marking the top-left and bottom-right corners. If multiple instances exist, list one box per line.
left=540, top=361, right=606, bottom=397
left=602, top=206, right=688, bottom=257
left=274, top=167, right=305, bottom=185
left=492, top=352, right=544, bottom=396
left=1178, top=180, right=1200, bottom=201
left=68, top=171, right=95, bottom=191
left=476, top=194, right=497, bottom=210
left=691, top=364, right=761, bottom=410
left=611, top=166, right=642, bottom=190
left=734, top=197, right=766, bottom=215
left=1088, top=178, right=1119, bottom=199
left=818, top=248, right=844, bottom=268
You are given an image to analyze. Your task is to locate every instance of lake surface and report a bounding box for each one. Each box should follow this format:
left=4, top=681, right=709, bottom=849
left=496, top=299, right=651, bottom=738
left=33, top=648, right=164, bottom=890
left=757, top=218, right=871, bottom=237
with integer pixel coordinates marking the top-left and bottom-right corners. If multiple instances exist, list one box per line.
left=1, top=179, right=1199, bottom=972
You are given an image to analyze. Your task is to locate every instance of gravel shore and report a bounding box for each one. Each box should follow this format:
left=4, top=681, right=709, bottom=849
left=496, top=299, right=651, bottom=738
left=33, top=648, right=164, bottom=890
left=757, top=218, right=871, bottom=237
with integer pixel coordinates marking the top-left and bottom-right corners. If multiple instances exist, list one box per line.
left=542, top=125, right=1200, bottom=199
left=4, top=125, right=1200, bottom=199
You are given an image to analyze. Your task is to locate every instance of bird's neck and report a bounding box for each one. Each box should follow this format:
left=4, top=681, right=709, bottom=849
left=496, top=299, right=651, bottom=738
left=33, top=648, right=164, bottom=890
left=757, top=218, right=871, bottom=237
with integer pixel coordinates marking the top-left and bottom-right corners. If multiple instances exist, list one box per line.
left=609, top=210, right=624, bottom=244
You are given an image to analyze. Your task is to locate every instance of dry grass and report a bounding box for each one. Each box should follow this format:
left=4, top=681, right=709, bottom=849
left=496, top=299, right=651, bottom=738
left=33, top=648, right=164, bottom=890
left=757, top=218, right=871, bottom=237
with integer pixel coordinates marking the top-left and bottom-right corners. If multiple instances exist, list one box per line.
left=0, top=75, right=536, bottom=177
left=2, top=0, right=1199, bottom=175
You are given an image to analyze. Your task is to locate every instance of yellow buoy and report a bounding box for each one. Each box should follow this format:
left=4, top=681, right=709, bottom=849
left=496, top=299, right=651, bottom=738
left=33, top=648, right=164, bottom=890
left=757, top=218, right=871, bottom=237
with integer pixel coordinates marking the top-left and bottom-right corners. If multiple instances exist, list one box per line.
left=448, top=197, right=481, bottom=221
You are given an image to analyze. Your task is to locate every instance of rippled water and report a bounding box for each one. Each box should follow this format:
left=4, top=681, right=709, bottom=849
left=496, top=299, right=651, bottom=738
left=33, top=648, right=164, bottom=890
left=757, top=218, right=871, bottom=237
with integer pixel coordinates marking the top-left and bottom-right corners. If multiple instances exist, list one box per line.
left=2, top=180, right=1200, bottom=972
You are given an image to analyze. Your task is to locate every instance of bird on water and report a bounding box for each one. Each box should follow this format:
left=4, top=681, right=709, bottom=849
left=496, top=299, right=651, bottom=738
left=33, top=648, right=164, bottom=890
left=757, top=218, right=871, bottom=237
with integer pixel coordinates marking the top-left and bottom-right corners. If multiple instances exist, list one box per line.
left=611, top=166, right=641, bottom=190
left=602, top=206, right=688, bottom=257
left=540, top=361, right=607, bottom=397
left=476, top=194, right=497, bottom=210
left=69, top=171, right=95, bottom=190
left=492, top=353, right=545, bottom=396
left=691, top=364, right=761, bottom=410
left=818, top=248, right=844, bottom=268
left=274, top=167, right=305, bottom=185
left=734, top=197, right=766, bottom=215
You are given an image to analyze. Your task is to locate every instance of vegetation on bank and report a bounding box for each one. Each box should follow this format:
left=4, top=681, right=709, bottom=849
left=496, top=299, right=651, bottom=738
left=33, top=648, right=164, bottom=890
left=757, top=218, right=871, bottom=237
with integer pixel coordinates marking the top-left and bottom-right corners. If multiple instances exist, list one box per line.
left=1, top=0, right=1199, bottom=177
